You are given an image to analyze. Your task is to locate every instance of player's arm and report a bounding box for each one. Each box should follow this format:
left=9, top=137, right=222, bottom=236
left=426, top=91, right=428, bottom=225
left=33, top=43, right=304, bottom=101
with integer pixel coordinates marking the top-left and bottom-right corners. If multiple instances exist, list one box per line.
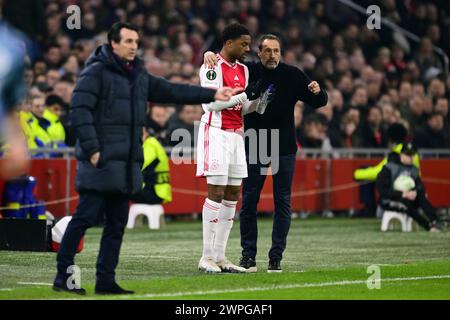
left=199, top=64, right=247, bottom=111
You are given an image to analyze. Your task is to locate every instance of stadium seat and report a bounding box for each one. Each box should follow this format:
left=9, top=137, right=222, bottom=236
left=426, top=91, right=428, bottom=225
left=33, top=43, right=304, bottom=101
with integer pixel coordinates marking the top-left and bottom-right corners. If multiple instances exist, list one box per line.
left=381, top=210, right=413, bottom=232
left=127, top=204, right=164, bottom=230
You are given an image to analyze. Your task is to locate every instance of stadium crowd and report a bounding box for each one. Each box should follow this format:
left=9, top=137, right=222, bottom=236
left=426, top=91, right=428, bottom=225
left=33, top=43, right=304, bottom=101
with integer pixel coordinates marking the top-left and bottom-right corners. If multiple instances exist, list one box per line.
left=2, top=0, right=450, bottom=153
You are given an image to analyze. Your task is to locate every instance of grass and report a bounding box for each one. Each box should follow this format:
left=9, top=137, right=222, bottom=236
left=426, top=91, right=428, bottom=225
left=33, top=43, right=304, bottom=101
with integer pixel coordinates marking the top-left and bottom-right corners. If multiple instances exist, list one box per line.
left=0, top=217, right=449, bottom=300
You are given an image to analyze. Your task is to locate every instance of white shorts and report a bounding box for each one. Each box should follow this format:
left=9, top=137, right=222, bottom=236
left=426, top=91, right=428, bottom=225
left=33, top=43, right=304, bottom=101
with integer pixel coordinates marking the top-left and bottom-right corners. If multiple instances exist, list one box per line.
left=196, top=122, right=247, bottom=179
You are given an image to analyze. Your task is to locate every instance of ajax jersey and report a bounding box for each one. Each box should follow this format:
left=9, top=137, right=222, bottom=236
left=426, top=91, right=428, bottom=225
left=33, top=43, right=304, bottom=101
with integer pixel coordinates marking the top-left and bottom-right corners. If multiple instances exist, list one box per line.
left=199, top=54, right=249, bottom=130
left=196, top=54, right=249, bottom=178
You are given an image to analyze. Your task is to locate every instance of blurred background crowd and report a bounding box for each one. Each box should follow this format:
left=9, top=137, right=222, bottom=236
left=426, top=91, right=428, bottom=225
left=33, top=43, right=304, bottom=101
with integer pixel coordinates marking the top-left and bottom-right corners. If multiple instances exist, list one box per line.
left=1, top=0, right=450, bottom=153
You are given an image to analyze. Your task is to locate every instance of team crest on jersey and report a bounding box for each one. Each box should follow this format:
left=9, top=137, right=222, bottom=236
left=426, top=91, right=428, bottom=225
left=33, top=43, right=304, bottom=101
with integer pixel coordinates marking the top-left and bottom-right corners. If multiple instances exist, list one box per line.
left=206, top=70, right=217, bottom=80
left=210, top=159, right=220, bottom=171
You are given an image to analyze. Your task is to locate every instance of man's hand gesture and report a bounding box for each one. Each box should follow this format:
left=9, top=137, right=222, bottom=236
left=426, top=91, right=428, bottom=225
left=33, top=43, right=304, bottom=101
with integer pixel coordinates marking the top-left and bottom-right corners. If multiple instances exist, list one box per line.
left=308, top=81, right=321, bottom=95
left=214, top=87, right=243, bottom=101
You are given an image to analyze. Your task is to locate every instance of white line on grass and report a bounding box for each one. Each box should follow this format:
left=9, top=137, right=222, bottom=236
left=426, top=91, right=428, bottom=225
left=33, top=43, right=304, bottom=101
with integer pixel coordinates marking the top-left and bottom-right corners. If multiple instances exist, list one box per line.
left=0, top=288, right=12, bottom=291
left=122, top=255, right=182, bottom=260
left=17, top=282, right=52, bottom=286
left=118, top=274, right=450, bottom=299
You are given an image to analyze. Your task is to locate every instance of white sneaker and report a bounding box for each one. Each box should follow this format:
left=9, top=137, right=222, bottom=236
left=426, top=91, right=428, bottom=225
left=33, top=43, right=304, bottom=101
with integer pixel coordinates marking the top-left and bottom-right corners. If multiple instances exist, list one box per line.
left=216, top=257, right=247, bottom=273
left=198, top=257, right=221, bottom=273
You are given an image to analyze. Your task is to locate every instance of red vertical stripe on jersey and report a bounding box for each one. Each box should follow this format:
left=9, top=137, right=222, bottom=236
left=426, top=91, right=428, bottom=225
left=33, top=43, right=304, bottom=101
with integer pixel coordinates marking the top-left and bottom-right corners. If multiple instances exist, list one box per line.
left=220, top=62, right=246, bottom=130
left=204, top=123, right=210, bottom=172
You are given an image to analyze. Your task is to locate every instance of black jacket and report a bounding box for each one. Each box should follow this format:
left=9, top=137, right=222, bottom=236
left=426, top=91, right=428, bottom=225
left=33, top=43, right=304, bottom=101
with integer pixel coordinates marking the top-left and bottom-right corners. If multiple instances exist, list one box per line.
left=376, top=152, right=423, bottom=202
left=413, top=125, right=450, bottom=149
left=245, top=62, right=328, bottom=157
left=71, top=44, right=216, bottom=194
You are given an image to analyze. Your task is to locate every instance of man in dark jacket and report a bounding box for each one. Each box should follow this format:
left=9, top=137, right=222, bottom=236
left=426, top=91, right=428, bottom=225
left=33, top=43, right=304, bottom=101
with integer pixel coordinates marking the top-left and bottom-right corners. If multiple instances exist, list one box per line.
left=53, top=22, right=236, bottom=295
left=240, top=35, right=328, bottom=272
left=376, top=143, right=443, bottom=232
left=413, top=112, right=450, bottom=149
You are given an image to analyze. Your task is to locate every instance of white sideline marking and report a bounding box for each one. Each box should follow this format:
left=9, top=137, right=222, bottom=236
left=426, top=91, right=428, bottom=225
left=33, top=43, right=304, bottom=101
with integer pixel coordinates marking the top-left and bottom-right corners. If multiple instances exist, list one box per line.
left=124, top=255, right=182, bottom=260
left=17, top=282, right=52, bottom=286
left=119, top=274, right=450, bottom=299
left=0, top=288, right=12, bottom=291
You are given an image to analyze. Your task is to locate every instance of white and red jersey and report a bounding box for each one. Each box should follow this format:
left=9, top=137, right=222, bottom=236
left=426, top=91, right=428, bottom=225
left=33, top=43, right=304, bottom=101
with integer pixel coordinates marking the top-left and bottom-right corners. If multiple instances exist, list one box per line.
left=199, top=54, right=249, bottom=130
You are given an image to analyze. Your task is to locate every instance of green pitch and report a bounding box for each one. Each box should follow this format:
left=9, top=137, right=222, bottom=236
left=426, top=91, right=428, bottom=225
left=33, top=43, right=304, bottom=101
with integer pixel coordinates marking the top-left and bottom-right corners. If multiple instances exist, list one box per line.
left=0, top=217, right=449, bottom=300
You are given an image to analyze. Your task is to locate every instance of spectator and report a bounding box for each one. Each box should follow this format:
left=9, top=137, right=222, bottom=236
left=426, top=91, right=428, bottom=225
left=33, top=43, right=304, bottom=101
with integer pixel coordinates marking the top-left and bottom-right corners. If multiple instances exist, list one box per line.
left=29, top=95, right=52, bottom=151
left=414, top=112, right=450, bottom=149
left=349, top=86, right=369, bottom=117
left=44, top=44, right=63, bottom=69
left=46, top=68, right=61, bottom=89
left=147, top=104, right=170, bottom=145
left=167, top=104, right=200, bottom=147
left=298, top=114, right=324, bottom=148
left=43, top=95, right=66, bottom=148
left=359, top=105, right=387, bottom=148
left=339, top=107, right=362, bottom=148
left=403, top=95, right=426, bottom=132
left=413, top=37, right=443, bottom=80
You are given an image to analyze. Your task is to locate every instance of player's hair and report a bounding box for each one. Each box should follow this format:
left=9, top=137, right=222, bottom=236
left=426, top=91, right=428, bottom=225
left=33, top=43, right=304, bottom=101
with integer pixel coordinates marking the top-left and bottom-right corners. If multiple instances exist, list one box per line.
left=107, top=22, right=139, bottom=45
left=258, top=34, right=282, bottom=51
left=387, top=123, right=407, bottom=144
left=221, top=23, right=250, bottom=43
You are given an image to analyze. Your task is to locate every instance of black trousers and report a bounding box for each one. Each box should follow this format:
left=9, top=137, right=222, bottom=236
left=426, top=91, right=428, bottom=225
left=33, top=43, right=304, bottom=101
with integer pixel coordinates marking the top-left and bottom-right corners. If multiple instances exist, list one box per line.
left=358, top=182, right=377, bottom=217
left=239, top=154, right=296, bottom=261
left=54, top=191, right=129, bottom=287
left=383, top=191, right=439, bottom=230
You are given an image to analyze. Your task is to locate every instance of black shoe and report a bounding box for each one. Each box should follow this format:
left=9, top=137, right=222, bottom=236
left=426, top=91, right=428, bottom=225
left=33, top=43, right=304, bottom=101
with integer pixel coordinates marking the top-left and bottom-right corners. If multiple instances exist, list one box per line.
left=429, top=220, right=444, bottom=232
left=95, top=282, right=134, bottom=295
left=267, top=260, right=282, bottom=273
left=52, top=283, right=86, bottom=295
left=239, top=256, right=257, bottom=273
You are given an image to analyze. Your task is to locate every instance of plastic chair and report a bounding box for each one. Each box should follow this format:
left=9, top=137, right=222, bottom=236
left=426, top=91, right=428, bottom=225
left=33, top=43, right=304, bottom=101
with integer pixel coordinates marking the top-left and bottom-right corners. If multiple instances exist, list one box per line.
left=127, top=204, right=164, bottom=230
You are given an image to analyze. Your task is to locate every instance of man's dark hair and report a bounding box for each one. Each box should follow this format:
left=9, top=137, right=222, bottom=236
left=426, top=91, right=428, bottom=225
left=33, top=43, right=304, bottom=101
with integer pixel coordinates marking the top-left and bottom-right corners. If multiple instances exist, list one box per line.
left=427, top=111, right=444, bottom=121
left=221, top=23, right=250, bottom=43
left=401, top=142, right=417, bottom=156
left=258, top=34, right=282, bottom=51
left=304, top=113, right=323, bottom=126
left=369, top=104, right=382, bottom=113
left=387, top=123, right=407, bottom=144
left=60, top=73, right=75, bottom=84
left=45, top=94, right=65, bottom=107
left=45, top=43, right=61, bottom=53
left=107, top=22, right=139, bottom=45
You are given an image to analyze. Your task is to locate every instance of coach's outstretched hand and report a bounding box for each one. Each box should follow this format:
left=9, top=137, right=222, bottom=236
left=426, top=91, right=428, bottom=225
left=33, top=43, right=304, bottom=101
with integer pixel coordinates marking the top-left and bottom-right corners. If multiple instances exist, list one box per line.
left=214, top=87, right=239, bottom=101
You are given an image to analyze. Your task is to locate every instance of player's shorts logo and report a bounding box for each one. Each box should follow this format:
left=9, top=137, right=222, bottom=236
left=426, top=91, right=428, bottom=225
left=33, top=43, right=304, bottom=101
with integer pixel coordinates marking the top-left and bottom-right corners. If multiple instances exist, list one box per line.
left=206, top=70, right=217, bottom=81
left=210, top=159, right=220, bottom=171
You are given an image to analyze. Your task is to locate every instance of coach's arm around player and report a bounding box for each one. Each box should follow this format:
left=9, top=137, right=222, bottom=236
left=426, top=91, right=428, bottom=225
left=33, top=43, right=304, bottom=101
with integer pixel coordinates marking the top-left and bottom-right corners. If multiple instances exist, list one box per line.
left=204, top=34, right=328, bottom=273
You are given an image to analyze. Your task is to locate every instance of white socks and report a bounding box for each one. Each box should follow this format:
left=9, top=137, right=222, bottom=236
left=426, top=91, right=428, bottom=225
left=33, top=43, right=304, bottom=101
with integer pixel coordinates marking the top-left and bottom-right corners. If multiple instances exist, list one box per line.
left=214, top=200, right=237, bottom=262
left=201, top=198, right=238, bottom=262
left=202, top=198, right=220, bottom=259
